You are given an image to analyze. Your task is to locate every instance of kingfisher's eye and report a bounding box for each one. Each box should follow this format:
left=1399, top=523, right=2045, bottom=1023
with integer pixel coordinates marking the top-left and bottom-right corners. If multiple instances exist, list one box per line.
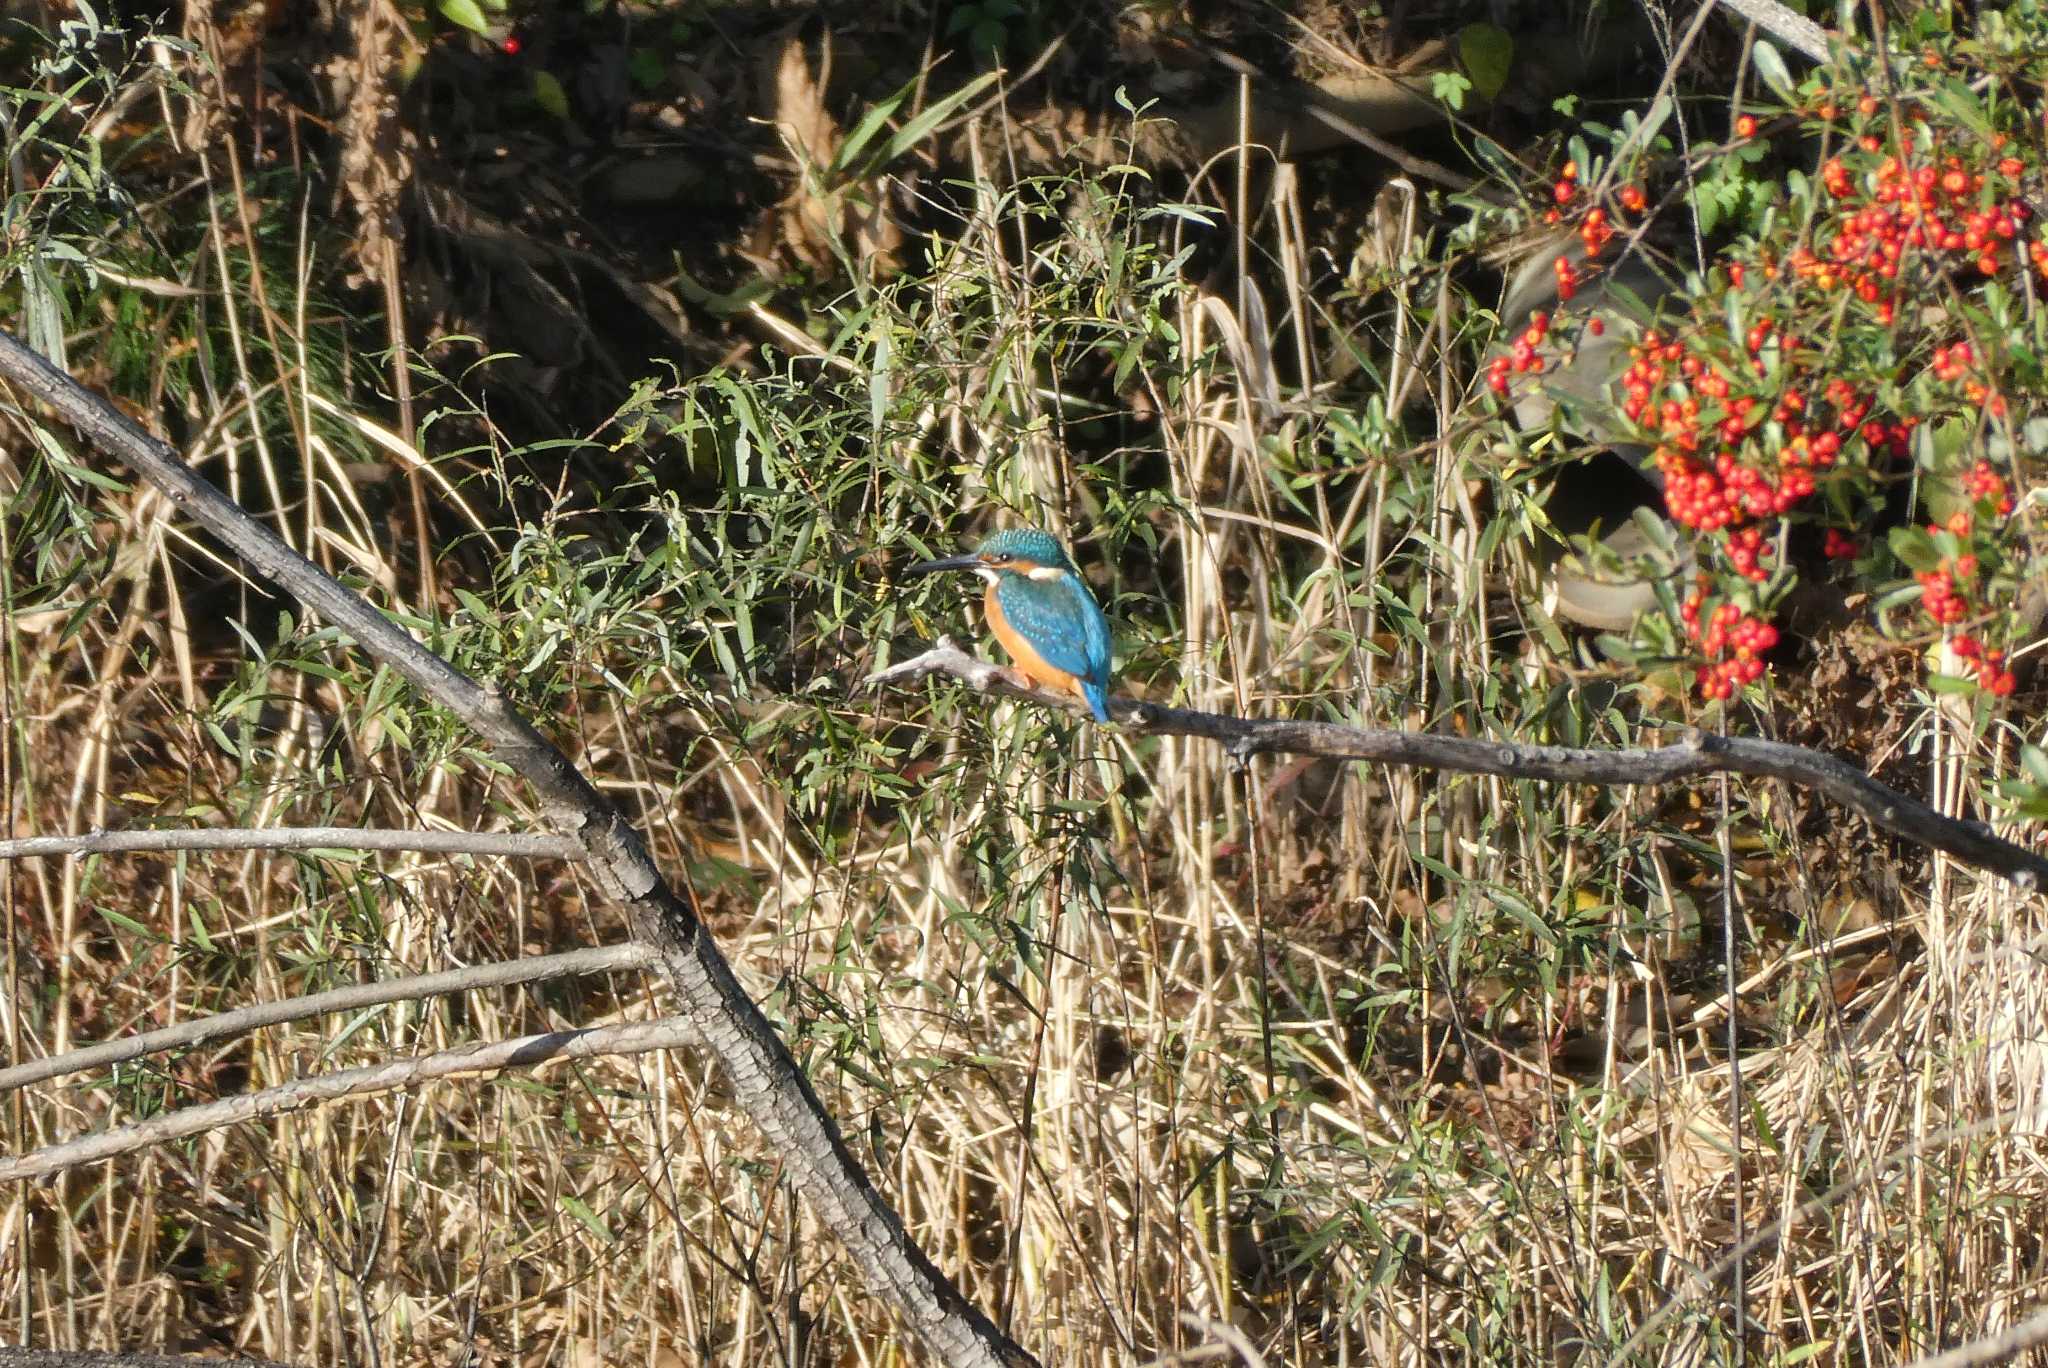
left=987, top=553, right=1011, bottom=565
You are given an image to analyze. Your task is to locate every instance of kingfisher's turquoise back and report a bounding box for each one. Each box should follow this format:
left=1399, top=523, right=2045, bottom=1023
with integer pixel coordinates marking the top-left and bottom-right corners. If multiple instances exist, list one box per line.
left=993, top=571, right=1113, bottom=721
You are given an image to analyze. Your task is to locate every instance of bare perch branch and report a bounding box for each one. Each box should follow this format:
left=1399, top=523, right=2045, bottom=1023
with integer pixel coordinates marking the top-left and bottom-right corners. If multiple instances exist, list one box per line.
left=0, top=826, right=585, bottom=862
left=0, top=328, right=1034, bottom=1368
left=870, top=643, right=2048, bottom=890
left=0, top=1017, right=700, bottom=1183
left=0, top=944, right=654, bottom=1095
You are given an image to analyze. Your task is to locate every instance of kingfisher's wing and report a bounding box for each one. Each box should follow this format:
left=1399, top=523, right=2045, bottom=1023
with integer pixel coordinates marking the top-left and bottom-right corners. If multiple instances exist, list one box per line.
left=1068, top=576, right=1114, bottom=692
left=995, top=573, right=1113, bottom=690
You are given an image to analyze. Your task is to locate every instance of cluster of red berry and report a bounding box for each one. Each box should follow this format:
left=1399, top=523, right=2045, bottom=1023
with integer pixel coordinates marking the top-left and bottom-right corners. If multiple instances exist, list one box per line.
left=1500, top=82, right=2036, bottom=701
left=1616, top=327, right=1844, bottom=551
left=1914, top=461, right=2020, bottom=695
left=1485, top=310, right=1552, bottom=395
left=1789, top=144, right=2033, bottom=331
left=1679, top=591, right=1780, bottom=700
left=1541, top=160, right=1625, bottom=266
left=1950, top=634, right=2016, bottom=696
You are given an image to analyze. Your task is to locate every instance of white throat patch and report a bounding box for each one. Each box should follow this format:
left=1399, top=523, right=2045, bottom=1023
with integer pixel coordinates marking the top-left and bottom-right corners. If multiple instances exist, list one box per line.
left=1025, top=566, right=1067, bottom=582
left=973, top=566, right=1001, bottom=586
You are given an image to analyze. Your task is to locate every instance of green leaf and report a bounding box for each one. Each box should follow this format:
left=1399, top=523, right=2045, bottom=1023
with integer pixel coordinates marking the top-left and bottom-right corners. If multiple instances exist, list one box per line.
left=2020, top=744, right=2048, bottom=786
left=875, top=70, right=1000, bottom=167
left=627, top=46, right=665, bottom=91
left=96, top=905, right=161, bottom=940
left=834, top=89, right=913, bottom=175
left=532, top=69, right=570, bottom=120
left=560, top=1195, right=615, bottom=1243
left=1430, top=70, right=1471, bottom=112
left=1750, top=41, right=1795, bottom=102
left=1887, top=525, right=1942, bottom=573
left=1595, top=634, right=1640, bottom=665
left=439, top=0, right=489, bottom=34
left=1458, top=23, right=1514, bottom=102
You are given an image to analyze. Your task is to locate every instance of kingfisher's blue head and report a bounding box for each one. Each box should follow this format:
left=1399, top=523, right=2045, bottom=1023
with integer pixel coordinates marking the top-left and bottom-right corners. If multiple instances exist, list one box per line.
left=905, top=527, right=1078, bottom=584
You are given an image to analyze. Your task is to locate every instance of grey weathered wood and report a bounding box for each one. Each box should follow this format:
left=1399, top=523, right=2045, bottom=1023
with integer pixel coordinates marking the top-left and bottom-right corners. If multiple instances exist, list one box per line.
left=0, top=944, right=653, bottom=1094
left=0, top=328, right=1033, bottom=1368
left=0, top=825, right=583, bottom=861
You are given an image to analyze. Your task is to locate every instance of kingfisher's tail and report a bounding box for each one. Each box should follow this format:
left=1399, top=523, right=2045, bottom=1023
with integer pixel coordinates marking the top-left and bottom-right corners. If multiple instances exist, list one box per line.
left=1081, top=679, right=1112, bottom=723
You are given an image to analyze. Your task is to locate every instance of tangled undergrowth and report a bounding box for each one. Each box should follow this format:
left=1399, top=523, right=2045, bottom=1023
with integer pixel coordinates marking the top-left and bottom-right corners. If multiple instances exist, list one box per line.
left=3, top=1, right=2047, bottom=1365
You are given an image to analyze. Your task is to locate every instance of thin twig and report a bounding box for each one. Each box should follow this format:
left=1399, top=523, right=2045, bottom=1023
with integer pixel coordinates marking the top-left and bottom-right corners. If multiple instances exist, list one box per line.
left=0, top=327, right=1034, bottom=1368
left=1196, top=45, right=1497, bottom=200
left=0, top=826, right=585, bottom=862
left=0, top=1016, right=699, bottom=1183
left=871, top=641, right=2048, bottom=889
left=0, top=944, right=654, bottom=1095
left=1895, top=1307, right=2048, bottom=1368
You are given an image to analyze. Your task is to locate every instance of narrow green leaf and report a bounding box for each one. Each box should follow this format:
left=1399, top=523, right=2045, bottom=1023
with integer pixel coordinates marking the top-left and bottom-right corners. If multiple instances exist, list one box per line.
left=532, top=69, right=571, bottom=120
left=1751, top=41, right=1795, bottom=102
left=560, top=1195, right=615, bottom=1243
left=876, top=70, right=1001, bottom=167
left=439, top=0, right=489, bottom=34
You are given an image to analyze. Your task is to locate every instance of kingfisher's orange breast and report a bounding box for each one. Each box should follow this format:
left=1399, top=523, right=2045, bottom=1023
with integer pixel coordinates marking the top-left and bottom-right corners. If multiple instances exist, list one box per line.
left=984, top=580, right=1081, bottom=696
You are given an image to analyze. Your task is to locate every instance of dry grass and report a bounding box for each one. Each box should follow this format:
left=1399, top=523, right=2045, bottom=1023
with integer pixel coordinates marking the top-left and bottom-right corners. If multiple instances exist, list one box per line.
left=5, top=5, right=2048, bottom=1366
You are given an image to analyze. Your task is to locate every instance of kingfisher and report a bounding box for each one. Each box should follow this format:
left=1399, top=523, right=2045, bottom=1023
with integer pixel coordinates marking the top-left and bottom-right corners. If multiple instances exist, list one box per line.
left=906, top=527, right=1115, bottom=722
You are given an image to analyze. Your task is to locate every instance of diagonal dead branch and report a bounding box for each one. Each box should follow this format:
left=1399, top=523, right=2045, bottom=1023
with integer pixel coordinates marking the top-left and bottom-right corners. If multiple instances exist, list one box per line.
left=1, top=944, right=654, bottom=1095
left=0, top=328, right=1034, bottom=1368
left=0, top=825, right=584, bottom=862
left=871, top=642, right=2048, bottom=890
left=0, top=1017, right=700, bottom=1183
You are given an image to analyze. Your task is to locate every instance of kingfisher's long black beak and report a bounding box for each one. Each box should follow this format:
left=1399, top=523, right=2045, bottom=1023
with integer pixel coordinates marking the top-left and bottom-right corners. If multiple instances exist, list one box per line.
left=904, top=555, right=982, bottom=576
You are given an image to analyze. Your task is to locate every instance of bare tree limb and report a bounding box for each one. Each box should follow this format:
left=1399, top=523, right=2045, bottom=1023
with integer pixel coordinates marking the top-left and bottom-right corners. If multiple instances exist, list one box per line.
left=0, top=826, right=584, bottom=862
left=871, top=641, right=2048, bottom=890
left=1714, top=0, right=1832, bottom=64
left=0, top=1017, right=699, bottom=1182
left=0, top=328, right=1033, bottom=1368
left=0, top=944, right=654, bottom=1095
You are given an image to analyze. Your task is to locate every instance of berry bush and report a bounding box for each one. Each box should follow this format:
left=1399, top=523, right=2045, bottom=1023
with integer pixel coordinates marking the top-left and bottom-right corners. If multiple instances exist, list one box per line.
left=1502, top=30, right=2046, bottom=707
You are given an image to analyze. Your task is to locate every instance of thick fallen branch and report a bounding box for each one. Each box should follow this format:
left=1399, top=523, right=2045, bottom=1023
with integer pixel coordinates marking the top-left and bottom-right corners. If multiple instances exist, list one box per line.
left=0, top=826, right=584, bottom=862
left=0, top=944, right=653, bottom=1095
left=0, top=328, right=1032, bottom=1368
left=0, top=1017, right=698, bottom=1183
left=871, top=641, right=2048, bottom=890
